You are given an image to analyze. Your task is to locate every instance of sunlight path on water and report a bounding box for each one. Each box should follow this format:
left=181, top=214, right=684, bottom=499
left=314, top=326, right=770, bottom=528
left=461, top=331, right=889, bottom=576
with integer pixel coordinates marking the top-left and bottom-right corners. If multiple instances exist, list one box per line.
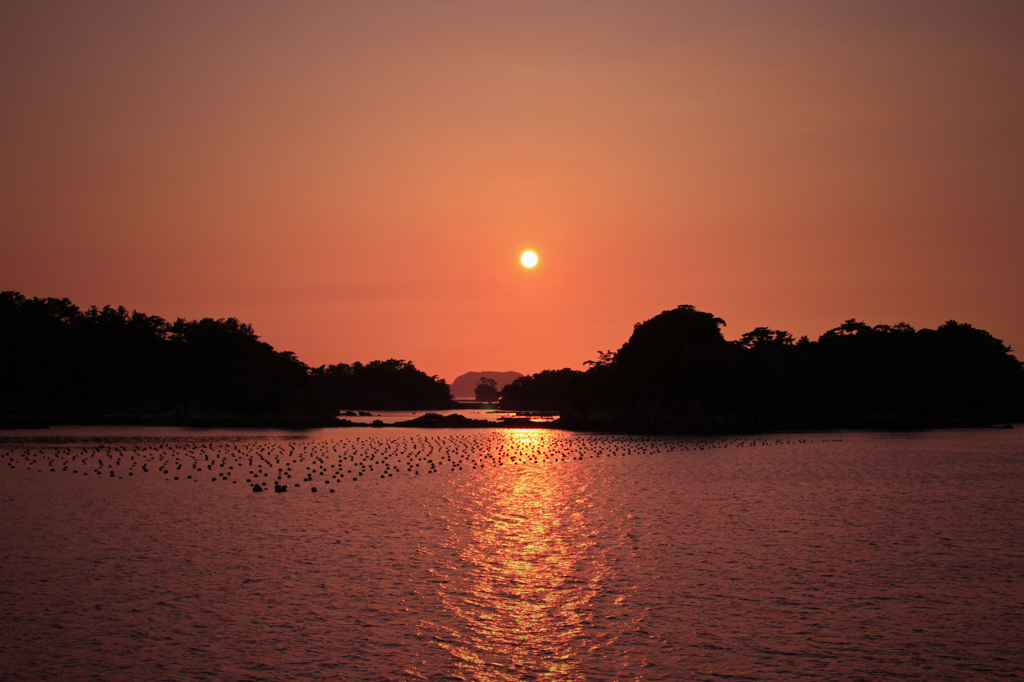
left=422, top=430, right=641, bottom=680
left=0, top=427, right=1022, bottom=680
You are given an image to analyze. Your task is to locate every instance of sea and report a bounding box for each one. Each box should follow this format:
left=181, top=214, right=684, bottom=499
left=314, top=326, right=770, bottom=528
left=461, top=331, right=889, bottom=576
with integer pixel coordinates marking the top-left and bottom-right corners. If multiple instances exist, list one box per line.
left=1, top=426, right=1021, bottom=681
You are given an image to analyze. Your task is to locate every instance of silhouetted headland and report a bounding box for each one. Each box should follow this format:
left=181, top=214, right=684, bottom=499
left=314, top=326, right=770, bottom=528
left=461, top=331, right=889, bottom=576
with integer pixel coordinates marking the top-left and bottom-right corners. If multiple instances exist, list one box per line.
left=500, top=305, right=1024, bottom=433
left=0, top=291, right=454, bottom=428
left=2, top=292, right=1020, bottom=433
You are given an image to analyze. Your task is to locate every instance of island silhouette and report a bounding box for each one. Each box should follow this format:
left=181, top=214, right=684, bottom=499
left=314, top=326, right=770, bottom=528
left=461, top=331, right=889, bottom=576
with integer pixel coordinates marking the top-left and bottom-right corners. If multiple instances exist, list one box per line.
left=501, top=305, right=1024, bottom=431
left=450, top=371, right=524, bottom=400
left=0, top=291, right=451, bottom=428
left=1, top=293, right=1020, bottom=431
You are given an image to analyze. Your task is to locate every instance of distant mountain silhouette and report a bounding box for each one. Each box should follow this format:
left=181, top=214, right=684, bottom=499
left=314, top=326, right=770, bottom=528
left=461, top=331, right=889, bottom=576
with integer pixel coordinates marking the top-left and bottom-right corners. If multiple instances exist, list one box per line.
left=450, top=371, right=524, bottom=400
left=500, top=304, right=1024, bottom=431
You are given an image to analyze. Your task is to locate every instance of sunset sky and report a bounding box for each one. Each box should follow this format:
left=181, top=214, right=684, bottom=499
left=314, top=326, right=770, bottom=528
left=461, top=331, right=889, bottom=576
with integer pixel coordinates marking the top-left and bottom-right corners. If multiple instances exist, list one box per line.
left=3, top=1, right=1022, bottom=383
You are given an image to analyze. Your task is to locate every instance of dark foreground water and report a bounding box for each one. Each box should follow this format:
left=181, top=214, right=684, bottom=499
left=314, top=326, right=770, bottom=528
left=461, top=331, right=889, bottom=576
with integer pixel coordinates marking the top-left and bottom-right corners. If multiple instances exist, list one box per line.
left=1, top=427, right=1021, bottom=681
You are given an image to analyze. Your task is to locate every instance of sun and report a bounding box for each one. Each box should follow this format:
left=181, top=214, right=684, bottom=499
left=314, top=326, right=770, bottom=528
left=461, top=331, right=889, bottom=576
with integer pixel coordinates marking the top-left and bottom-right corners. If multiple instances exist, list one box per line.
left=521, top=251, right=538, bottom=268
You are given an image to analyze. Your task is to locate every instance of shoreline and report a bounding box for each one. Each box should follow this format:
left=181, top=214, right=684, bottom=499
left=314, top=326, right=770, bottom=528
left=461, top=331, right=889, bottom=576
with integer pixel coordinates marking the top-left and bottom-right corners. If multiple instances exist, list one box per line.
left=0, top=412, right=1016, bottom=435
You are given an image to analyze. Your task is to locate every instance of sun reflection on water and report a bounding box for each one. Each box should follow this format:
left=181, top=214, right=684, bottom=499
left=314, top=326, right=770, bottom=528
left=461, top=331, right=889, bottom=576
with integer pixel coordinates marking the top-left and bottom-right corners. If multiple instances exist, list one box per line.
left=424, top=430, right=625, bottom=680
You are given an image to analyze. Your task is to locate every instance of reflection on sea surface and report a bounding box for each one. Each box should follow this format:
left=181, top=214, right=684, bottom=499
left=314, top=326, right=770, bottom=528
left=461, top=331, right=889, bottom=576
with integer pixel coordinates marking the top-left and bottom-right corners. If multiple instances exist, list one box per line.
left=1, top=428, right=1022, bottom=681
left=424, top=430, right=633, bottom=680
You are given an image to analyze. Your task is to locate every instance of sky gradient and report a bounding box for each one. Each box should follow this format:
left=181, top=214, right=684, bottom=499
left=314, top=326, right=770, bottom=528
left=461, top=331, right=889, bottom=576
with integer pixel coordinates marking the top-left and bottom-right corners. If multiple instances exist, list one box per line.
left=3, top=1, right=1023, bottom=382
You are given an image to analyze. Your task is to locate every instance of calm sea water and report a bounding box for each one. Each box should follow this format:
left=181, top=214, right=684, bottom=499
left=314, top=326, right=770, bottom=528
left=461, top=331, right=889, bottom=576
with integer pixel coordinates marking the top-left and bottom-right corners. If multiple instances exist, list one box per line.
left=1, top=427, right=1021, bottom=681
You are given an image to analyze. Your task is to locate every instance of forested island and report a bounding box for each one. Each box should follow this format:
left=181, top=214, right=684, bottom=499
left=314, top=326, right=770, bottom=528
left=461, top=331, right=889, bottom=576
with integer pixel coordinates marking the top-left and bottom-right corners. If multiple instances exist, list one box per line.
left=2, top=292, right=1021, bottom=431
left=0, top=292, right=453, bottom=427
left=501, top=305, right=1024, bottom=432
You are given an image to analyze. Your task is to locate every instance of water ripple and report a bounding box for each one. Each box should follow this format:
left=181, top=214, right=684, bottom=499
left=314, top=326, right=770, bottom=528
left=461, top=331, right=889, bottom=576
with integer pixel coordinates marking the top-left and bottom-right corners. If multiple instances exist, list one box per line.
left=0, top=428, right=1021, bottom=680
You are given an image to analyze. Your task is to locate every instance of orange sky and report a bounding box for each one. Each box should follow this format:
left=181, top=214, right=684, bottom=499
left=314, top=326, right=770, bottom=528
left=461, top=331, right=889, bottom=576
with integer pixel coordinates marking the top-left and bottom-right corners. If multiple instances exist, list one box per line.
left=2, top=1, right=1023, bottom=383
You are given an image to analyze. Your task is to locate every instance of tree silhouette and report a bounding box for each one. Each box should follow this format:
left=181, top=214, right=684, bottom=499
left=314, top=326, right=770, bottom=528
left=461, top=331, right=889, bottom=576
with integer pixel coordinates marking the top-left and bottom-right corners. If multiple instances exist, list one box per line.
left=474, top=377, right=500, bottom=402
left=0, top=291, right=454, bottom=424
left=737, top=327, right=795, bottom=349
left=308, top=359, right=454, bottom=410
left=500, top=304, right=1024, bottom=430
left=3, top=290, right=1019, bottom=430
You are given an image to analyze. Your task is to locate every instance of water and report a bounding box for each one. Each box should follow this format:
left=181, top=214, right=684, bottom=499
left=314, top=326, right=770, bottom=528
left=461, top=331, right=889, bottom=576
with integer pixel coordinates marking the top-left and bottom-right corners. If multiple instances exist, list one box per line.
left=1, top=427, right=1021, bottom=680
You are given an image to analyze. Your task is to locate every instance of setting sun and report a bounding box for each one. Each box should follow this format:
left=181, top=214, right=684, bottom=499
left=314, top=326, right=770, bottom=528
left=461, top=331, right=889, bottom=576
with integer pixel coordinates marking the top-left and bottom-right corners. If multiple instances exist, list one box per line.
left=521, top=251, right=538, bottom=268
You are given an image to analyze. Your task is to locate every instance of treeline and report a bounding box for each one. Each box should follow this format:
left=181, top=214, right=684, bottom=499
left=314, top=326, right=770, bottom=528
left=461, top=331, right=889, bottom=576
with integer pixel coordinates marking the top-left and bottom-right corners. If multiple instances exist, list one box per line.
left=309, top=360, right=454, bottom=411
left=500, top=305, right=1024, bottom=431
left=0, top=292, right=453, bottom=425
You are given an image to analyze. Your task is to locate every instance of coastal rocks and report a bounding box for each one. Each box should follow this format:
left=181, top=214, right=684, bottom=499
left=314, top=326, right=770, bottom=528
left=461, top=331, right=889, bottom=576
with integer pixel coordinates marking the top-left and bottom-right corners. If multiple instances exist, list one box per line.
left=252, top=484, right=263, bottom=492
left=393, top=413, right=493, bottom=428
